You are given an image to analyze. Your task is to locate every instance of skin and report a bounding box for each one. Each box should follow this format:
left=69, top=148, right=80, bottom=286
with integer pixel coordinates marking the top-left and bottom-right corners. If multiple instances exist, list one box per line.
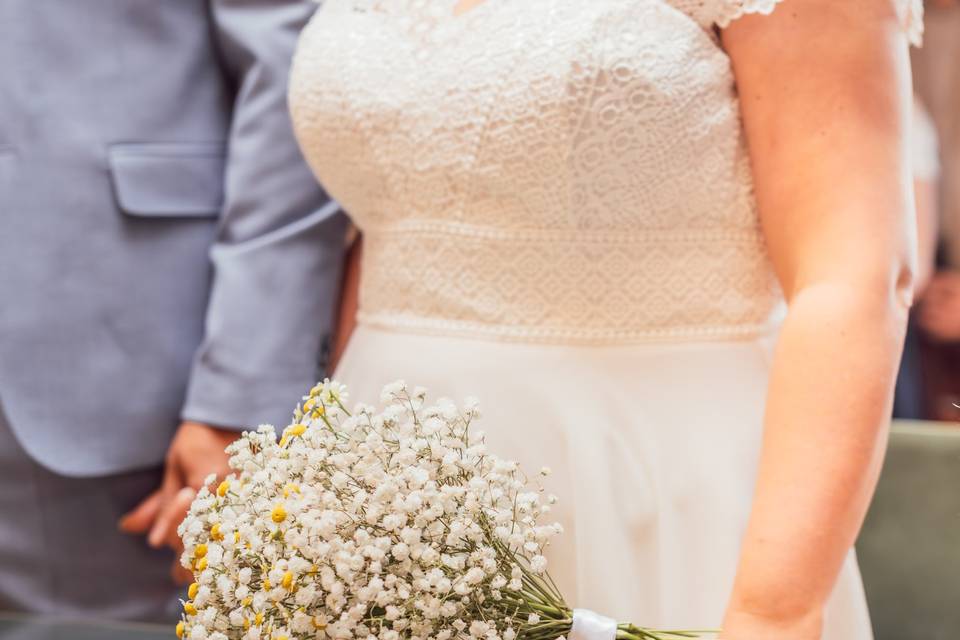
left=721, top=1, right=915, bottom=637
left=119, top=421, right=238, bottom=583
left=918, top=270, right=960, bottom=340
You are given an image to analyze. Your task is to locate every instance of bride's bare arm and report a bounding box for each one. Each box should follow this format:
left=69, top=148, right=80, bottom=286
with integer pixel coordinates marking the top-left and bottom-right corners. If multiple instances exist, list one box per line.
left=720, top=1, right=915, bottom=637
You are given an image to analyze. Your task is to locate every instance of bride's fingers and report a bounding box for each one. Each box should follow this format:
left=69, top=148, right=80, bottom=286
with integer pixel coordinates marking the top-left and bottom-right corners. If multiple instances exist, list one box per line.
left=118, top=489, right=163, bottom=534
left=149, top=486, right=196, bottom=550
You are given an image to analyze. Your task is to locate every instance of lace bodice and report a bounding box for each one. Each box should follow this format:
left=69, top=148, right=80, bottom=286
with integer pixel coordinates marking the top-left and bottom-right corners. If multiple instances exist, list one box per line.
left=290, top=0, right=921, bottom=344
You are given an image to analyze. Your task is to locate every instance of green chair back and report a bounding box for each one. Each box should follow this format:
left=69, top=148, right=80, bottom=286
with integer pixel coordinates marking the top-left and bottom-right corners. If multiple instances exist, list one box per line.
left=857, top=420, right=960, bottom=640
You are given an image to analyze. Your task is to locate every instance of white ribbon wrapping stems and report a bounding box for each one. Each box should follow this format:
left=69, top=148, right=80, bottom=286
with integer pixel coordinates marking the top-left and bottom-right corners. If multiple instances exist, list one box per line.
left=569, top=609, right=618, bottom=640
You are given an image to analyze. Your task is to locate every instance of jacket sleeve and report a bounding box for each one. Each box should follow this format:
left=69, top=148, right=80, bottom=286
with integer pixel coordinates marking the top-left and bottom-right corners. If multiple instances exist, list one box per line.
left=181, top=0, right=347, bottom=431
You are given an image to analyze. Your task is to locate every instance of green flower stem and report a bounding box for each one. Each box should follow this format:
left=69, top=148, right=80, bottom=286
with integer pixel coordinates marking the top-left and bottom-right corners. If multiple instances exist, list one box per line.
left=617, top=623, right=718, bottom=639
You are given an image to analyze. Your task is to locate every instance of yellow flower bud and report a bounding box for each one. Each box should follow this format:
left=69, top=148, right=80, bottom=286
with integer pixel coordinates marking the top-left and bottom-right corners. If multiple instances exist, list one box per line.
left=282, top=571, right=293, bottom=590
left=287, top=423, right=307, bottom=437
left=210, top=523, right=223, bottom=541
left=243, top=618, right=251, bottom=630
left=187, top=582, right=199, bottom=600
left=196, top=558, right=208, bottom=572
left=263, top=578, right=272, bottom=590
left=176, top=621, right=185, bottom=638
left=254, top=612, right=264, bottom=626
left=183, top=602, right=197, bottom=616
left=216, top=480, right=230, bottom=497
left=283, top=483, right=300, bottom=498
left=271, top=503, right=287, bottom=523
left=242, top=596, right=253, bottom=607
left=194, top=544, right=208, bottom=559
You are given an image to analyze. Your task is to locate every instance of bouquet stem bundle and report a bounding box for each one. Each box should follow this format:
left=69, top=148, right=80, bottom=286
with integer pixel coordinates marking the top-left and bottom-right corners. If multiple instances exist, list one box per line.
left=476, top=524, right=709, bottom=640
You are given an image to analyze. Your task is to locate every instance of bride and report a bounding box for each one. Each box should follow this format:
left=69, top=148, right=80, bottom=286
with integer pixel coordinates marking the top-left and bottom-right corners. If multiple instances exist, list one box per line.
left=288, top=0, right=922, bottom=638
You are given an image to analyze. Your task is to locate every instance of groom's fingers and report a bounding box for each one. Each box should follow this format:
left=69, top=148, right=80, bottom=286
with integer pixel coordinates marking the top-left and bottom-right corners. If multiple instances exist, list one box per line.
left=118, top=489, right=162, bottom=534
left=147, top=455, right=185, bottom=547
left=171, top=560, right=194, bottom=586
left=149, top=485, right=195, bottom=549
left=164, top=487, right=197, bottom=552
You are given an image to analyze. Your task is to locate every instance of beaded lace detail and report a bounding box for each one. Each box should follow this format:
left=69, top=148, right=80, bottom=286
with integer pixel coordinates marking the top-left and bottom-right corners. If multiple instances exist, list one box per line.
left=289, top=0, right=920, bottom=344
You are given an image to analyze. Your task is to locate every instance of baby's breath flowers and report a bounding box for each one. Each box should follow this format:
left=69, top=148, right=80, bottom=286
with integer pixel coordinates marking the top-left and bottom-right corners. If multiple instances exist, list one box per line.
left=177, top=380, right=710, bottom=640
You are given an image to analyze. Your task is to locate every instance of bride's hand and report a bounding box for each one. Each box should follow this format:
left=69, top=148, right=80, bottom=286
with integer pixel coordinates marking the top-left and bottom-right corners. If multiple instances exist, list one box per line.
left=719, top=606, right=823, bottom=640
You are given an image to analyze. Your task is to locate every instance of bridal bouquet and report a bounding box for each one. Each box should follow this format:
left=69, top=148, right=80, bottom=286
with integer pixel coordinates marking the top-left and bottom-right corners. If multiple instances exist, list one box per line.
left=176, top=381, right=710, bottom=640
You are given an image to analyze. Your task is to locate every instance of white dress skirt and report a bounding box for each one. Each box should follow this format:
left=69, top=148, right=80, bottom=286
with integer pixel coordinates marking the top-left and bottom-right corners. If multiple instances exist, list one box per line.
left=288, top=0, right=921, bottom=635
left=334, top=326, right=870, bottom=633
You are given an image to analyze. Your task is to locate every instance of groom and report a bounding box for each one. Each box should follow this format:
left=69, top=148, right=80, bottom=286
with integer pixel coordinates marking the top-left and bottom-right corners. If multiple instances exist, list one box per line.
left=0, top=0, right=344, bottom=622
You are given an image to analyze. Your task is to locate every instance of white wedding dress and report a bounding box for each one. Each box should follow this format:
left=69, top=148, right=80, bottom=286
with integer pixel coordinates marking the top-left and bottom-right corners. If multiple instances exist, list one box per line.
left=288, top=1, right=921, bottom=636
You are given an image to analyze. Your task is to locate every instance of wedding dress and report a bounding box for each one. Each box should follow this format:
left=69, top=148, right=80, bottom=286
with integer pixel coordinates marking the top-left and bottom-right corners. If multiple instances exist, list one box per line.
left=288, top=1, right=921, bottom=636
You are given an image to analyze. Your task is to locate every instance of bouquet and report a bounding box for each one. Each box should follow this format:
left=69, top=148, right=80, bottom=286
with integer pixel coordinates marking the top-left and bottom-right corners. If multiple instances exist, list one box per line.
left=176, top=380, right=712, bottom=640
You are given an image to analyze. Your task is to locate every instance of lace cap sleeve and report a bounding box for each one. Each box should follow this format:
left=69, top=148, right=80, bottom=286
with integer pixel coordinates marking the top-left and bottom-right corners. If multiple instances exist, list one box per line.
left=712, top=0, right=783, bottom=29
left=713, top=0, right=924, bottom=47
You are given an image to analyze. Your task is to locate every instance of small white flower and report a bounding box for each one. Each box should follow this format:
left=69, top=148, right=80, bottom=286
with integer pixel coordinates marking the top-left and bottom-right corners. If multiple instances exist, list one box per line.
left=530, top=555, right=548, bottom=573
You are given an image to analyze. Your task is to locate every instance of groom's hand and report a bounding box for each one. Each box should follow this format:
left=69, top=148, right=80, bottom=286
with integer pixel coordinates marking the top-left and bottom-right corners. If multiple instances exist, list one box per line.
left=119, top=421, right=239, bottom=583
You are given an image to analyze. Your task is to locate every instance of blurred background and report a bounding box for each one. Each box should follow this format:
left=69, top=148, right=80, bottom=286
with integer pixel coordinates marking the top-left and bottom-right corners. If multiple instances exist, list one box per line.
left=895, top=0, right=960, bottom=424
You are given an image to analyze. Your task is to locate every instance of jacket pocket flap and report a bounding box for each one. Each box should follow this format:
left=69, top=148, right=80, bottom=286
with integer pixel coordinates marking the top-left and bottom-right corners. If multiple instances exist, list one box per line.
left=109, top=142, right=226, bottom=218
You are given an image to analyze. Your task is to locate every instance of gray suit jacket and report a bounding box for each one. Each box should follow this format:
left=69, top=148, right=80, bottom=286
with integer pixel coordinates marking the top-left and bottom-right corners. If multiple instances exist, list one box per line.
left=0, top=0, right=346, bottom=477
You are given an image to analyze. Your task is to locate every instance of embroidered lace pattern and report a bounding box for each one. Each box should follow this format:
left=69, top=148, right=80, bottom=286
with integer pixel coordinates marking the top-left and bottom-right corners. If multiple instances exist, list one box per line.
left=289, top=0, right=921, bottom=344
